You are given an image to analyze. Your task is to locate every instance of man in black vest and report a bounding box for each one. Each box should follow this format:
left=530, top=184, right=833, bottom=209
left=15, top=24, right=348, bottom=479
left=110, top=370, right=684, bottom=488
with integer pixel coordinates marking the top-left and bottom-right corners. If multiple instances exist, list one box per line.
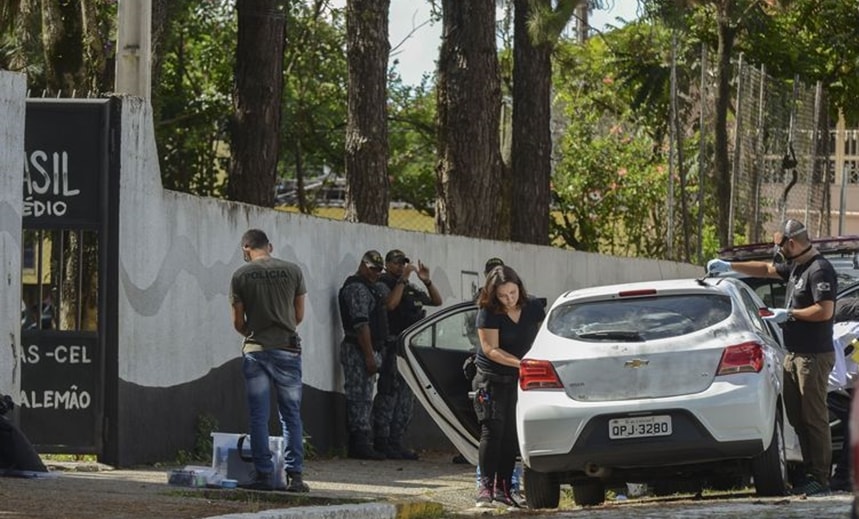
left=372, top=249, right=442, bottom=459
left=338, top=250, right=389, bottom=460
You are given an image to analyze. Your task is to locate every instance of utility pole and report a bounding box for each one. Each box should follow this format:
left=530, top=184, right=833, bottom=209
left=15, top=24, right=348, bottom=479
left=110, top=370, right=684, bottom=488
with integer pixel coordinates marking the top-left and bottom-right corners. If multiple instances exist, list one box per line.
left=114, top=0, right=152, bottom=99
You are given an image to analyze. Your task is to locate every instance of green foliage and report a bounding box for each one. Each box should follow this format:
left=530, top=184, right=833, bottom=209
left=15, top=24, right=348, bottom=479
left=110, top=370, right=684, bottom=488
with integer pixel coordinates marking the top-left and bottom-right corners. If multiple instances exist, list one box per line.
left=388, top=74, right=437, bottom=216
left=155, top=0, right=235, bottom=197
left=741, top=0, right=859, bottom=124
left=176, top=413, right=218, bottom=465
left=551, top=29, right=672, bottom=258
left=279, top=2, right=348, bottom=212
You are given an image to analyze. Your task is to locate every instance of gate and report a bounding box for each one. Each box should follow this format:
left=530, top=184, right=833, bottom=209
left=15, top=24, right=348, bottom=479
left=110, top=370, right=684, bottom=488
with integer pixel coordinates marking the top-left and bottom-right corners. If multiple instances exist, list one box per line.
left=20, top=99, right=117, bottom=454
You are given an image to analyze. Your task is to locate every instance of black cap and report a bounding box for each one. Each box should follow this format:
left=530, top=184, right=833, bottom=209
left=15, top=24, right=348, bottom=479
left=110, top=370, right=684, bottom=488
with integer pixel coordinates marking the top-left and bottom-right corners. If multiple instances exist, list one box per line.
left=362, top=250, right=384, bottom=270
left=385, top=249, right=409, bottom=264
left=484, top=257, right=504, bottom=275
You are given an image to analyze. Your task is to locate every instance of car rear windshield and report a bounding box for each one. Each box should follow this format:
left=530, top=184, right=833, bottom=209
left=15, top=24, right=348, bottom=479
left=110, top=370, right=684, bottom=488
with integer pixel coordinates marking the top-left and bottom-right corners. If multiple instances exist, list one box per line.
left=547, top=294, right=733, bottom=342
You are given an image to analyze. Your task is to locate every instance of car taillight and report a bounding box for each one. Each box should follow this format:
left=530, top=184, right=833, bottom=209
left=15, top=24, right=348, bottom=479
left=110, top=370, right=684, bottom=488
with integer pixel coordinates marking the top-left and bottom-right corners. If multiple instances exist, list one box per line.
left=716, top=342, right=764, bottom=375
left=520, top=359, right=563, bottom=390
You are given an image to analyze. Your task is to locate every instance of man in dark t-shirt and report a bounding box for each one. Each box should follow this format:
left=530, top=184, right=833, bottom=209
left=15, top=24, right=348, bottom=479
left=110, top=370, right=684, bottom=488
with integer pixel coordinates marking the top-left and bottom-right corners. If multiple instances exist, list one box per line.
left=708, top=219, right=837, bottom=495
left=230, top=229, right=308, bottom=492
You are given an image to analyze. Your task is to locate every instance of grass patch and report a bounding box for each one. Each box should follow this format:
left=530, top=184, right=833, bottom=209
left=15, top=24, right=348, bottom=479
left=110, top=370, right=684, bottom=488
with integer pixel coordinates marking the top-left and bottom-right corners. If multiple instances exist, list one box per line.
left=277, top=206, right=436, bottom=233
left=41, top=454, right=98, bottom=463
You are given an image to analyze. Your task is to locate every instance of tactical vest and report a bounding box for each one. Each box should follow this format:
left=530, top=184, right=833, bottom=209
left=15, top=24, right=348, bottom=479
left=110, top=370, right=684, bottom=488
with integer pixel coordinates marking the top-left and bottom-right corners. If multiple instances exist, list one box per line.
left=338, top=275, right=388, bottom=350
left=379, top=273, right=426, bottom=335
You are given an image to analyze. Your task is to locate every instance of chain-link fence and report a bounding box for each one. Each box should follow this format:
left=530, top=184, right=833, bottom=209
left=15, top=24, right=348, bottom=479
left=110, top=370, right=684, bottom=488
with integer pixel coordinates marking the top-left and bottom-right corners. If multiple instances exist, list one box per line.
left=729, top=58, right=830, bottom=245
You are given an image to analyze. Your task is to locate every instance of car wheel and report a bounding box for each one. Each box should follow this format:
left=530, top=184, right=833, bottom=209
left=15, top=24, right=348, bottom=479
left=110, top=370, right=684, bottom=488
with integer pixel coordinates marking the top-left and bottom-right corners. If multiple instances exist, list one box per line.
left=523, top=468, right=559, bottom=509
left=752, top=408, right=787, bottom=496
left=572, top=481, right=605, bottom=506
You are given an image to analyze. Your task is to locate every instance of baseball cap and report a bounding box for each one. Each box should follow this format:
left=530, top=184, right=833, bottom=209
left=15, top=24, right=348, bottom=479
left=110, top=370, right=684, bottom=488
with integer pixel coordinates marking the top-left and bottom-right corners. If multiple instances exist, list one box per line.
left=484, top=257, right=504, bottom=275
left=385, top=249, right=410, bottom=264
left=778, top=219, right=807, bottom=245
left=362, top=250, right=384, bottom=270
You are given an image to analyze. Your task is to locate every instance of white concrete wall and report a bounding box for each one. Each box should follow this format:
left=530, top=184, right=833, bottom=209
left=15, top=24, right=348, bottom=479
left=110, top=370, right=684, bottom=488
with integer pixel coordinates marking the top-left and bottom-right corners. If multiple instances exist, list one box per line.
left=0, top=87, right=702, bottom=462
left=0, top=72, right=26, bottom=398
left=117, top=98, right=701, bottom=395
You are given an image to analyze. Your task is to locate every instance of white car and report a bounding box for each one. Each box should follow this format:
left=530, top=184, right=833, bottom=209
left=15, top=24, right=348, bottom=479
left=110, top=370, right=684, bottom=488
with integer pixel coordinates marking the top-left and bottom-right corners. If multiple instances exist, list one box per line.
left=397, top=277, right=799, bottom=509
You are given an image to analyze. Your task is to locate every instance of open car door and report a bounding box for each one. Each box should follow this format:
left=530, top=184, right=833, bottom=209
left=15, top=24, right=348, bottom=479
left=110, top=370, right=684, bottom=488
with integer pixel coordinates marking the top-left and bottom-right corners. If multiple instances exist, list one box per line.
left=397, top=301, right=480, bottom=464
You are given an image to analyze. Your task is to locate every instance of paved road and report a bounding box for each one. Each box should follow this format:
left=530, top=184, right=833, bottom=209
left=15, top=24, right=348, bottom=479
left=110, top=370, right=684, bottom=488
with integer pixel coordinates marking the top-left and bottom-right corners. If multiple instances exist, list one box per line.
left=9, top=453, right=855, bottom=519
left=514, top=493, right=853, bottom=518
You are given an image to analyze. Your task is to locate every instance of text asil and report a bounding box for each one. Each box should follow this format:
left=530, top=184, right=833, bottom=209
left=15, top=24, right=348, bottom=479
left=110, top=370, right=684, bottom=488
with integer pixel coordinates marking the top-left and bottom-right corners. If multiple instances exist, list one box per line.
left=21, top=385, right=91, bottom=410
left=23, top=150, right=81, bottom=217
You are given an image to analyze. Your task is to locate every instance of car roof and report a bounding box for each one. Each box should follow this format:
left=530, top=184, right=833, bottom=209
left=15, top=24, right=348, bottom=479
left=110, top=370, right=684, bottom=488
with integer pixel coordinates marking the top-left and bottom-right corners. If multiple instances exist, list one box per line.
left=557, top=277, right=733, bottom=304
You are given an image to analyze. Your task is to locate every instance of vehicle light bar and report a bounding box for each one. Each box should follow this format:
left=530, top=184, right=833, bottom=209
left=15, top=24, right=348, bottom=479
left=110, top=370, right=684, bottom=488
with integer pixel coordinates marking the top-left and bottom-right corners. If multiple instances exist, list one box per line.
left=716, top=342, right=764, bottom=375
left=719, top=235, right=859, bottom=261
left=519, top=359, right=563, bottom=390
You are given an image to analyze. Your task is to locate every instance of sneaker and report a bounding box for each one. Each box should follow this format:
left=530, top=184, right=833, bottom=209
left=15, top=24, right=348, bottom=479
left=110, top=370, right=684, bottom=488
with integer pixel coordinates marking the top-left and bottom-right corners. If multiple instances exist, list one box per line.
left=285, top=472, right=310, bottom=493
left=475, top=485, right=494, bottom=508
left=238, top=471, right=274, bottom=491
left=493, top=480, right=522, bottom=509
left=790, top=477, right=830, bottom=496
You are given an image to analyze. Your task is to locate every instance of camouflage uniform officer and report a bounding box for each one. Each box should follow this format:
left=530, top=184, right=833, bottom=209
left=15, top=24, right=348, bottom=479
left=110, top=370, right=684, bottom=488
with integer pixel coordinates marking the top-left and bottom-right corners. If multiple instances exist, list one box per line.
left=372, top=249, right=442, bottom=460
left=338, top=250, right=389, bottom=460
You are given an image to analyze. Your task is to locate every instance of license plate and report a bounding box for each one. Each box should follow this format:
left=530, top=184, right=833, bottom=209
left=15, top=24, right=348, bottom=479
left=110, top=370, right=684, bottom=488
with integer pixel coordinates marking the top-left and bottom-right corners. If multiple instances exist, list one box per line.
left=609, top=415, right=672, bottom=439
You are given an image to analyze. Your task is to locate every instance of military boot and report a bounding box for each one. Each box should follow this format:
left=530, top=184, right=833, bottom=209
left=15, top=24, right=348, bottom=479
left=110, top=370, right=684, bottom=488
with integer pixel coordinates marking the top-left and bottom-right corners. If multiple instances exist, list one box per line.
left=348, top=433, right=385, bottom=461
left=373, top=436, right=400, bottom=460
left=388, top=438, right=419, bottom=460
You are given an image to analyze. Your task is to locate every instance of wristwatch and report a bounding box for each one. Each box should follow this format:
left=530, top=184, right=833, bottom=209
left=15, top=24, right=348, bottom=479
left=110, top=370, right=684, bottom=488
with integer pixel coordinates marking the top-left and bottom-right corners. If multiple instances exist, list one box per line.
left=788, top=309, right=796, bottom=321
left=398, top=278, right=408, bottom=286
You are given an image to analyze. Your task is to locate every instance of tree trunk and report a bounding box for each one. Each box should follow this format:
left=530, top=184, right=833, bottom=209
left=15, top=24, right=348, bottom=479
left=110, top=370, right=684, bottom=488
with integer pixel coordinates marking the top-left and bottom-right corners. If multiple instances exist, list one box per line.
left=344, top=0, right=390, bottom=225
left=713, top=11, right=735, bottom=249
left=79, top=0, right=106, bottom=93
left=511, top=0, right=552, bottom=245
left=41, top=0, right=85, bottom=94
left=436, top=0, right=503, bottom=238
left=227, top=0, right=287, bottom=206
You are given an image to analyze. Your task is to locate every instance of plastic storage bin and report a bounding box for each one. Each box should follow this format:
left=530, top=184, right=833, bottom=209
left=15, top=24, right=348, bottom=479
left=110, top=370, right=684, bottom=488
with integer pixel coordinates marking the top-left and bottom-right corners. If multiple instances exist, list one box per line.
left=211, top=432, right=285, bottom=488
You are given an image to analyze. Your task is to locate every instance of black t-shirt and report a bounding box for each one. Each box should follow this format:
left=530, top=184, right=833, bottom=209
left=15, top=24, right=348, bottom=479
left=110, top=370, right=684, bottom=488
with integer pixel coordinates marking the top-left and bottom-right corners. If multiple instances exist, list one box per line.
left=776, top=254, right=837, bottom=354
left=475, top=297, right=546, bottom=377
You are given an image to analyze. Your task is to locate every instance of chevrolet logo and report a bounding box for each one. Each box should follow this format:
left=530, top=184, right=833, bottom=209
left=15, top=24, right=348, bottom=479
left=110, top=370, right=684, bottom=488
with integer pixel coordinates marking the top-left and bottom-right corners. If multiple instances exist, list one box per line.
left=624, top=359, right=649, bottom=368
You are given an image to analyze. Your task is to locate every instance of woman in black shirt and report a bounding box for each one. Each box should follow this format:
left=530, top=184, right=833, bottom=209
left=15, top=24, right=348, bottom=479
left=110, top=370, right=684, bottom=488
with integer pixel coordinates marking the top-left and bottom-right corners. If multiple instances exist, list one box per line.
left=473, top=265, right=545, bottom=508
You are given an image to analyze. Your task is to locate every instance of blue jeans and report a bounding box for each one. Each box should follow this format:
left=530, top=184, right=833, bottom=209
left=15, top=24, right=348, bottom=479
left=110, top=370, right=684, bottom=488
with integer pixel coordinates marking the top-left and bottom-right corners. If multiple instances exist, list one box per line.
left=243, top=349, right=304, bottom=476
